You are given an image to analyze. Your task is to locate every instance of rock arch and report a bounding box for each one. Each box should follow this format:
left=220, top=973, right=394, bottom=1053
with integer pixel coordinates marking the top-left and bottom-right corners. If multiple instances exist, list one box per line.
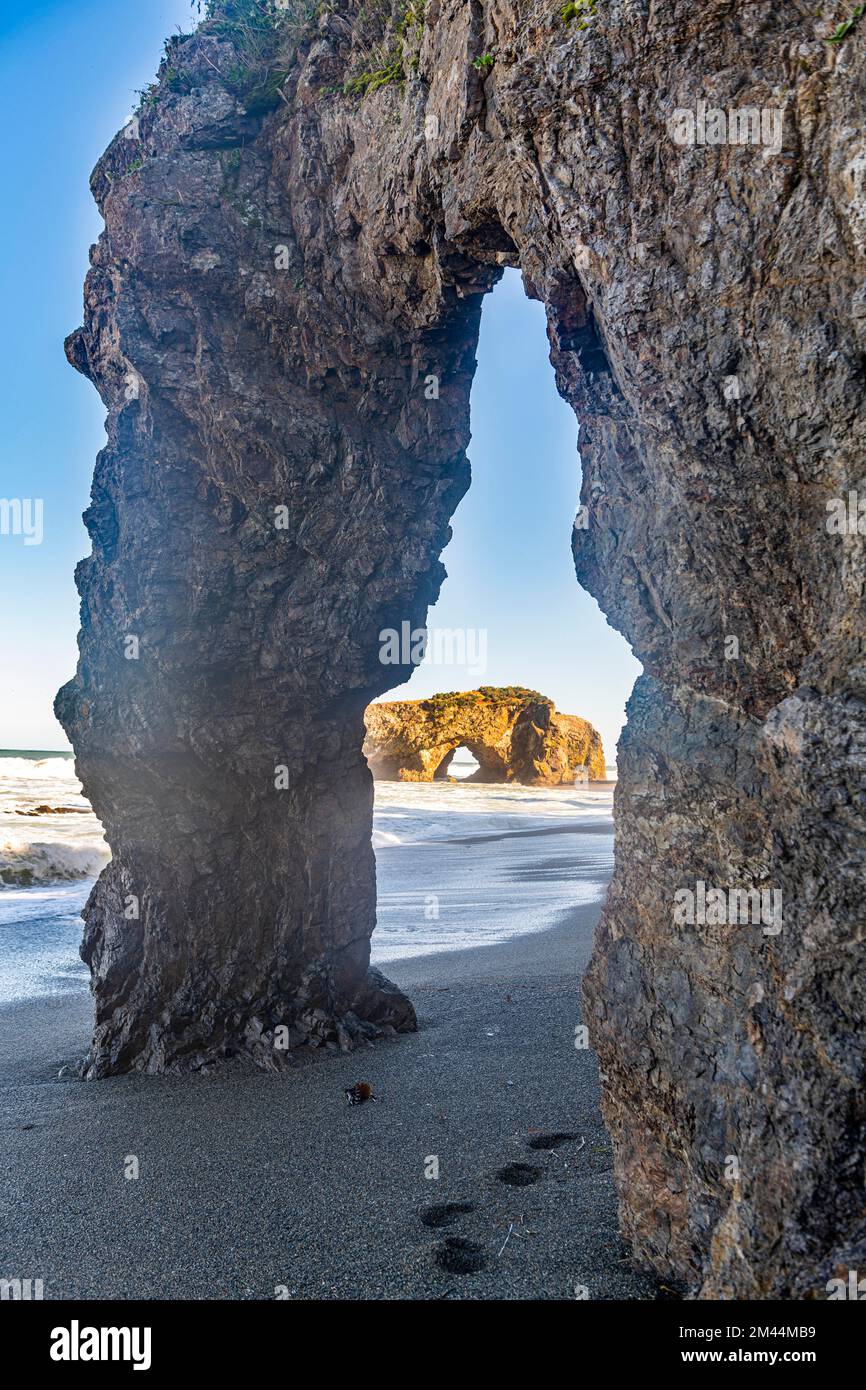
left=59, top=2, right=865, bottom=1297
left=363, top=689, right=606, bottom=783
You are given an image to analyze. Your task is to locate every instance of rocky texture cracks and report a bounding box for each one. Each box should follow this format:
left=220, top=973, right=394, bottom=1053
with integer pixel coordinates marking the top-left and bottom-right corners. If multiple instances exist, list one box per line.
left=363, top=687, right=606, bottom=781
left=60, top=0, right=864, bottom=1295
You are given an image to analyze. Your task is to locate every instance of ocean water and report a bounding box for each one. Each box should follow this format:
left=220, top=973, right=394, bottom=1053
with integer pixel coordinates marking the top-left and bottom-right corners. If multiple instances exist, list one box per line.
left=0, top=752, right=109, bottom=885
left=0, top=753, right=107, bottom=1003
left=0, top=752, right=614, bottom=1003
left=371, top=775, right=614, bottom=962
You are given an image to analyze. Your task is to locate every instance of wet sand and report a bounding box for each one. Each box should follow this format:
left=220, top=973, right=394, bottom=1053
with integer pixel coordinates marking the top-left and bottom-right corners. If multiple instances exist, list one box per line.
left=0, top=833, right=663, bottom=1301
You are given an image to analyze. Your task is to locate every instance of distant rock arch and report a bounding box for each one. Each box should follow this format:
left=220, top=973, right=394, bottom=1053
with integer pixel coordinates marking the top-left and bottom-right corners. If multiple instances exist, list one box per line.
left=363, top=688, right=606, bottom=784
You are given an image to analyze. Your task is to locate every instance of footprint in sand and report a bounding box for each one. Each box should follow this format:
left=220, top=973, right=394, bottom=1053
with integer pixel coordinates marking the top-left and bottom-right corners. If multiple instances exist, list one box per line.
left=527, top=1131, right=582, bottom=1151
left=435, top=1236, right=487, bottom=1274
left=423, top=1203, right=486, bottom=1275
left=420, top=1201, right=477, bottom=1228
left=426, top=1154, right=554, bottom=1276
left=496, top=1161, right=543, bottom=1186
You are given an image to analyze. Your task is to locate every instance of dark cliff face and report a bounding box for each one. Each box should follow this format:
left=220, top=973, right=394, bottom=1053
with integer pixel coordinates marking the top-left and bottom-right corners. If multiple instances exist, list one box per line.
left=60, top=0, right=864, bottom=1297
left=363, top=687, right=607, bottom=782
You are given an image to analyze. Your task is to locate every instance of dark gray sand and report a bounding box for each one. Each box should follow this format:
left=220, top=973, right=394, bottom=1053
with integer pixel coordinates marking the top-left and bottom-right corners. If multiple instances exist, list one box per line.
left=0, top=880, right=664, bottom=1300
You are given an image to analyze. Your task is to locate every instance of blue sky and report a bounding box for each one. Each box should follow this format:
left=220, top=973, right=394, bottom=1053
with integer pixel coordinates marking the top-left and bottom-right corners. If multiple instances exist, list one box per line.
left=0, top=0, right=193, bottom=750
left=0, top=0, right=639, bottom=763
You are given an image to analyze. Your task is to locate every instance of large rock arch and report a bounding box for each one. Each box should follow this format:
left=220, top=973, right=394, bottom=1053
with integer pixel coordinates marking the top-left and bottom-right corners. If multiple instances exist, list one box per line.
left=363, top=688, right=606, bottom=782
left=59, top=1, right=864, bottom=1297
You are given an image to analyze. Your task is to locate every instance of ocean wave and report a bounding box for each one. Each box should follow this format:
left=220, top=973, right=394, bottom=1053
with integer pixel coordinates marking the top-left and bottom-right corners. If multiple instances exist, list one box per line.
left=0, top=756, right=77, bottom=782
left=0, top=837, right=110, bottom=887
left=372, top=829, right=402, bottom=847
left=371, top=780, right=615, bottom=846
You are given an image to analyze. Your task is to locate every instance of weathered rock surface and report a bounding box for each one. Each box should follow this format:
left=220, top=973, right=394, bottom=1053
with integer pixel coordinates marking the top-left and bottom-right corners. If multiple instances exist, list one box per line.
left=60, top=0, right=864, bottom=1296
left=363, top=687, right=606, bottom=782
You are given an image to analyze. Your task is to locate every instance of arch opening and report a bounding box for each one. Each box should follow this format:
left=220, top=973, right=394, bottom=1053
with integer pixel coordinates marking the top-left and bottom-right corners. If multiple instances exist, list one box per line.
left=430, top=744, right=482, bottom=780
left=368, top=269, right=638, bottom=968
left=445, top=746, right=480, bottom=780
left=368, top=268, right=638, bottom=773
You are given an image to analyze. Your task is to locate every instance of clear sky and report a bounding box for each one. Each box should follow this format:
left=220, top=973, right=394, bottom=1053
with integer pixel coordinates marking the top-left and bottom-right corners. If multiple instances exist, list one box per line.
left=0, top=0, right=193, bottom=750
left=0, top=0, right=640, bottom=764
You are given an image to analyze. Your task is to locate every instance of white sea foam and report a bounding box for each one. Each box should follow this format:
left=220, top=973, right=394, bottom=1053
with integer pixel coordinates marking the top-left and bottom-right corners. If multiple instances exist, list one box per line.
left=0, top=836, right=110, bottom=886
left=0, top=755, right=108, bottom=887
left=371, top=777, right=613, bottom=847
left=0, top=755, right=80, bottom=782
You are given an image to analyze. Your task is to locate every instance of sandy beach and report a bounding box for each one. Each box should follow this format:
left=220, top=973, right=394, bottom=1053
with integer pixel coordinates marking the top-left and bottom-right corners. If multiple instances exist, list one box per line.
left=1, top=775, right=663, bottom=1301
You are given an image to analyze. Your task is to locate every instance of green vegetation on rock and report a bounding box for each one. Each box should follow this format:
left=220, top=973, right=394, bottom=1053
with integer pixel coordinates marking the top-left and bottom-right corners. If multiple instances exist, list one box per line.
left=342, top=0, right=426, bottom=98
left=826, top=4, right=865, bottom=42
left=560, top=0, right=597, bottom=28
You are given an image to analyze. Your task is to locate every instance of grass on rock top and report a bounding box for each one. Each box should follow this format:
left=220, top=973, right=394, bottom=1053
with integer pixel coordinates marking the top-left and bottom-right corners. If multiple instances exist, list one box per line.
left=408, top=688, right=551, bottom=712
